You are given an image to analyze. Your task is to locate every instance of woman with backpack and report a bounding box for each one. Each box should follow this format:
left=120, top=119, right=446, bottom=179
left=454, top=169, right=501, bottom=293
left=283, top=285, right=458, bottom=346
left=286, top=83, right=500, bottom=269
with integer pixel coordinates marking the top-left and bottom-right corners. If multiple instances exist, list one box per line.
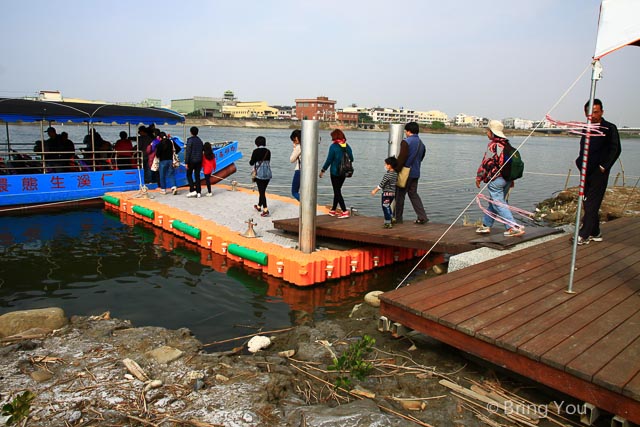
left=319, top=129, right=354, bottom=219
left=249, top=136, right=272, bottom=217
left=475, top=120, right=524, bottom=237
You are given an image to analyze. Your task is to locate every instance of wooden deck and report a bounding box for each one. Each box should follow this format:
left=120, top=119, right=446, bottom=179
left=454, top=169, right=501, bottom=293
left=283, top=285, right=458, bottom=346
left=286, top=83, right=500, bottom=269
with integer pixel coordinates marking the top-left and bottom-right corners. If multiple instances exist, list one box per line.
left=273, top=214, right=560, bottom=254
left=380, top=216, right=640, bottom=423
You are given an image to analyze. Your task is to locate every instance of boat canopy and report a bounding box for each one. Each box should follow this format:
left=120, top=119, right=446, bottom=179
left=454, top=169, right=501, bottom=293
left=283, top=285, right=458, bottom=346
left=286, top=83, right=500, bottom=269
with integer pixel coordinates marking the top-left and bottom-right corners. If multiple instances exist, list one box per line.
left=0, top=98, right=185, bottom=125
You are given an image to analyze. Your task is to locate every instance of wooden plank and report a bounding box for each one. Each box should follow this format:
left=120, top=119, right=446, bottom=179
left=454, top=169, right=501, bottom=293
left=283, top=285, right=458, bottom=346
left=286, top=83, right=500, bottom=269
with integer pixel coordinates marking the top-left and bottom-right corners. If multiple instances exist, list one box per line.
left=519, top=263, right=640, bottom=361
left=594, top=336, right=640, bottom=395
left=382, top=234, right=570, bottom=311
left=624, top=370, right=640, bottom=402
left=435, top=244, right=576, bottom=325
left=454, top=242, right=636, bottom=339
left=500, top=252, right=640, bottom=353
left=474, top=243, right=639, bottom=346
left=272, top=215, right=559, bottom=254
left=540, top=294, right=640, bottom=370
left=380, top=301, right=640, bottom=423
left=566, top=309, right=640, bottom=383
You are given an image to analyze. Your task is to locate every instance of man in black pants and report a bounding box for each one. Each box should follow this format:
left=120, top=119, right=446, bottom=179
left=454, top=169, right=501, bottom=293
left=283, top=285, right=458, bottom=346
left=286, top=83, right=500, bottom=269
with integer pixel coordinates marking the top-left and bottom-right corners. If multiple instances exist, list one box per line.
left=575, top=99, right=621, bottom=245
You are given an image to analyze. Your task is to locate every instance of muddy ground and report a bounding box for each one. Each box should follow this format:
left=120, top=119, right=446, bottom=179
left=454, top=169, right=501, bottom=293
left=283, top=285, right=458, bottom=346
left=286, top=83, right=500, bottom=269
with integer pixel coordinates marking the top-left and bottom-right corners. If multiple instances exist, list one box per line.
left=1, top=302, right=594, bottom=427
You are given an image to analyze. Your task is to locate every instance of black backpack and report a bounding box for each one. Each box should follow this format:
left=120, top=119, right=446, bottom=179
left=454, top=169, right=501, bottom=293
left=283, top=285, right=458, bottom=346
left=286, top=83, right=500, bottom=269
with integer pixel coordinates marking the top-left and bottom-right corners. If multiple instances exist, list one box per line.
left=501, top=141, right=524, bottom=181
left=338, top=146, right=354, bottom=178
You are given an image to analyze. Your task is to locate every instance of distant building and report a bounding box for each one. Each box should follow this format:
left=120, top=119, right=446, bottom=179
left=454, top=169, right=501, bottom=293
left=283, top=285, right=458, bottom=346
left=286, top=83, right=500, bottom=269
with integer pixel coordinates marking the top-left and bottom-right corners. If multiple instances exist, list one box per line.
left=223, top=90, right=237, bottom=104
left=417, top=110, right=449, bottom=126
left=503, top=117, right=533, bottom=130
left=369, top=108, right=419, bottom=124
left=454, top=113, right=482, bottom=127
left=38, top=90, right=63, bottom=101
left=222, top=101, right=278, bottom=119
left=336, top=110, right=358, bottom=126
left=295, top=96, right=336, bottom=121
left=171, top=97, right=222, bottom=117
left=272, top=105, right=295, bottom=120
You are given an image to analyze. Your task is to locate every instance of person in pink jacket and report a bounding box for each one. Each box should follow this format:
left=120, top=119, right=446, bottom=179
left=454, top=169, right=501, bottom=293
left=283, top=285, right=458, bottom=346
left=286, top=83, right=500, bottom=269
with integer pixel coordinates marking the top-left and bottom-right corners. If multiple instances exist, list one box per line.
left=202, top=142, right=217, bottom=197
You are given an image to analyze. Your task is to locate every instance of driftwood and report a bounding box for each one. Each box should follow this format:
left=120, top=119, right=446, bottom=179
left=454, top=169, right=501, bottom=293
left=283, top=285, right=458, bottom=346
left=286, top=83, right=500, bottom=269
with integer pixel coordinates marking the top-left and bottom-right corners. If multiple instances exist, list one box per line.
left=122, top=358, right=149, bottom=382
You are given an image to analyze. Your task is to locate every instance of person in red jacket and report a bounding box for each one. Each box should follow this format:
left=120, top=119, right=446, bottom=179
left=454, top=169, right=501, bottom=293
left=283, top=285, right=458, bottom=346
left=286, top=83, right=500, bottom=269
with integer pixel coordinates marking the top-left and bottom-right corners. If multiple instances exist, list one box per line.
left=114, top=131, right=135, bottom=169
left=202, top=142, right=217, bottom=197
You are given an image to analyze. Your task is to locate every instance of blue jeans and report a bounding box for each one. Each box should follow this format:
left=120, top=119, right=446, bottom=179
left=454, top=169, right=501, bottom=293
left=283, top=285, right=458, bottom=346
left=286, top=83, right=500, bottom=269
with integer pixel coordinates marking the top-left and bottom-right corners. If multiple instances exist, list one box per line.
left=291, top=170, right=300, bottom=201
left=381, top=193, right=395, bottom=223
left=483, top=177, right=516, bottom=230
left=158, top=160, right=176, bottom=190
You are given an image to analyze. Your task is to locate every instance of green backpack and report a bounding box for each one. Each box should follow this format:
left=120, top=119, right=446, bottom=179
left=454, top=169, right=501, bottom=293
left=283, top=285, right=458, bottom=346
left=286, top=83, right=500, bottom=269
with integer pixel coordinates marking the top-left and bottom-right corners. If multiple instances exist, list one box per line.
left=502, top=142, right=524, bottom=181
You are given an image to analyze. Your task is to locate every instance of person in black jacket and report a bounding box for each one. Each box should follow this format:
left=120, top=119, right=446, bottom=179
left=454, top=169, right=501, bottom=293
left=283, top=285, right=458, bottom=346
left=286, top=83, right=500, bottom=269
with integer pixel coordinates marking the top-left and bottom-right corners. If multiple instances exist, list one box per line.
left=185, top=126, right=204, bottom=198
left=574, top=98, right=622, bottom=245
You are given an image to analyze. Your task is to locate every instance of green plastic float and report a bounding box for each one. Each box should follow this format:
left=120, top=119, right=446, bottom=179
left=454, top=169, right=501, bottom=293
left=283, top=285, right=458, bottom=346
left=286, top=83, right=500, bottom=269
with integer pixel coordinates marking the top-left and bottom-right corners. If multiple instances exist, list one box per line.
left=228, top=243, right=268, bottom=266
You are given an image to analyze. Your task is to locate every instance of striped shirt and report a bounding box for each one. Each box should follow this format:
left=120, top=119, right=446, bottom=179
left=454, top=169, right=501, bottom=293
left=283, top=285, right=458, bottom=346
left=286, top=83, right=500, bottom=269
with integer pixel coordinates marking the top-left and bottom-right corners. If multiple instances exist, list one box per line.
left=378, top=169, right=398, bottom=193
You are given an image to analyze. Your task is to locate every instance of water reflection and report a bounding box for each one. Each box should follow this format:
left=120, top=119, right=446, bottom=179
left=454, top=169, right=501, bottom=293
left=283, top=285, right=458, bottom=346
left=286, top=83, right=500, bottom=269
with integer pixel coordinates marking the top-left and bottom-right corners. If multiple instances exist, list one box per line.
left=0, top=208, right=433, bottom=351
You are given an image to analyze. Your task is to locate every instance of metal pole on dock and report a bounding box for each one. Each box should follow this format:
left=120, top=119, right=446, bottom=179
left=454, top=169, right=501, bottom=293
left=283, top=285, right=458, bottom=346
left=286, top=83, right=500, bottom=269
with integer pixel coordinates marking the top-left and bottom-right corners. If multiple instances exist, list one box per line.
left=299, top=120, right=319, bottom=254
left=388, top=123, right=404, bottom=157
left=567, top=60, right=602, bottom=294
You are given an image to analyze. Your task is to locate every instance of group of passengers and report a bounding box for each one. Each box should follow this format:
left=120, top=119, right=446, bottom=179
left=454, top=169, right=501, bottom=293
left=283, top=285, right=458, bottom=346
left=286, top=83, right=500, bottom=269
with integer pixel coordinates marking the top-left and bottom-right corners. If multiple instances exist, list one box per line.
left=32, top=126, right=139, bottom=173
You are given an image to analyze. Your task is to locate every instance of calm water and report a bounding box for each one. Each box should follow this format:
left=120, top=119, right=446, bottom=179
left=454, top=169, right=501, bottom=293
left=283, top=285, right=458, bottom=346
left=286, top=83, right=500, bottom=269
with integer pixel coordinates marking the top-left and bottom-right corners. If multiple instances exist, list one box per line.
left=1, top=125, right=638, bottom=349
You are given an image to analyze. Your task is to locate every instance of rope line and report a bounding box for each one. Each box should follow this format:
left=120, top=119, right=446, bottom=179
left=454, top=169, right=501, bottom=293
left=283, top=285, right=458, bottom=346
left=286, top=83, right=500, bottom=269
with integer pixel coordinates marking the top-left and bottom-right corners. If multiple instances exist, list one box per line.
left=395, top=62, right=593, bottom=289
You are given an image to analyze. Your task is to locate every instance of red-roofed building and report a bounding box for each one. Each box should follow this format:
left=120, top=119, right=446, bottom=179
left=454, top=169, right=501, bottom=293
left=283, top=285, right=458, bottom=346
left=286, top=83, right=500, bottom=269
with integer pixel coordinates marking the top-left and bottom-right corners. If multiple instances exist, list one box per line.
left=294, top=96, right=336, bottom=121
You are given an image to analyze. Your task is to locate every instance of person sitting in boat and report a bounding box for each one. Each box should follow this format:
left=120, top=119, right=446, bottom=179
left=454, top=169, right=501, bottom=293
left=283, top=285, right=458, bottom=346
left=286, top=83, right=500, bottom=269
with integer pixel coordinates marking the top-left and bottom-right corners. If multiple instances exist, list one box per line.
left=82, top=129, right=113, bottom=170
left=59, top=132, right=77, bottom=172
left=114, top=131, right=135, bottom=170
left=44, top=127, right=64, bottom=172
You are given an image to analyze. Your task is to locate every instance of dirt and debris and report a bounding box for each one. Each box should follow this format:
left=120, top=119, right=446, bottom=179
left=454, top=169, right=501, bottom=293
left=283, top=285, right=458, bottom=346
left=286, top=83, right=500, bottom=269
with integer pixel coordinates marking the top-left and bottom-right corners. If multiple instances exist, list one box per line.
left=533, top=185, right=640, bottom=226
left=1, top=303, right=594, bottom=427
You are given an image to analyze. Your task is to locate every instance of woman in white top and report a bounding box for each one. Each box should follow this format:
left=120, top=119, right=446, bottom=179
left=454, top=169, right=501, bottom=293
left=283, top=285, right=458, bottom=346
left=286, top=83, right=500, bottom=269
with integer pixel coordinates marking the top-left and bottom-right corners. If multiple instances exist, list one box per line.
left=289, top=129, right=301, bottom=201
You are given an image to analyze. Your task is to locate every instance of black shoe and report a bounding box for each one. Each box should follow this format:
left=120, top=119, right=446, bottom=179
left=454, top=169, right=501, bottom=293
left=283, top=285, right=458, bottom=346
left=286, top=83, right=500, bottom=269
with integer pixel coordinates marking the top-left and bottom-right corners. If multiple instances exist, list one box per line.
left=415, top=218, right=429, bottom=225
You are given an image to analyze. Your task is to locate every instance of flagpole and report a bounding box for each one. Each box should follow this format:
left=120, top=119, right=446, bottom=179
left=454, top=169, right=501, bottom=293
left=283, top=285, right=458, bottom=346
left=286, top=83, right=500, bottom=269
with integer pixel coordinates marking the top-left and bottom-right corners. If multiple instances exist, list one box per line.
left=566, top=60, right=602, bottom=294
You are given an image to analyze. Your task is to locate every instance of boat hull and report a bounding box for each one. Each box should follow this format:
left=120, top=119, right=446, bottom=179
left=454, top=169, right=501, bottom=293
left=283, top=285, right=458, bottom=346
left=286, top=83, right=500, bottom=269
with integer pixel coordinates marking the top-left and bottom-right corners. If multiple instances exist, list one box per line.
left=0, top=141, right=242, bottom=214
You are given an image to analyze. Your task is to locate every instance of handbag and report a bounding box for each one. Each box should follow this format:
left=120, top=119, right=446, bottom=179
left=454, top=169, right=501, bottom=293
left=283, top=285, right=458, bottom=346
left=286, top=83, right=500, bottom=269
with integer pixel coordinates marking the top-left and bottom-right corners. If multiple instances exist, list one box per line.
left=251, top=150, right=269, bottom=182
left=396, top=139, right=424, bottom=188
left=171, top=140, right=180, bottom=168
left=151, top=155, right=159, bottom=172
left=396, top=166, right=410, bottom=188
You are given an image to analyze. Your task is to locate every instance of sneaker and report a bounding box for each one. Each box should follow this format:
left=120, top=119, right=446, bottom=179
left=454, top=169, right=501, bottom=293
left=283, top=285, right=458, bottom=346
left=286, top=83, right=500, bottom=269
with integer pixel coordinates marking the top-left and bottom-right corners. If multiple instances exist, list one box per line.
left=206, top=192, right=213, bottom=197
left=576, top=236, right=590, bottom=245
left=260, top=210, right=270, bottom=217
left=171, top=186, right=177, bottom=195
left=415, top=218, right=429, bottom=225
left=383, top=223, right=393, bottom=229
left=186, top=191, right=197, bottom=198
left=338, top=211, right=350, bottom=219
left=504, top=227, right=525, bottom=237
left=476, top=225, right=491, bottom=234
left=590, top=233, right=603, bottom=242
left=196, top=193, right=201, bottom=198
left=159, top=189, right=166, bottom=195
left=254, top=204, right=261, bottom=212
left=328, top=210, right=337, bottom=216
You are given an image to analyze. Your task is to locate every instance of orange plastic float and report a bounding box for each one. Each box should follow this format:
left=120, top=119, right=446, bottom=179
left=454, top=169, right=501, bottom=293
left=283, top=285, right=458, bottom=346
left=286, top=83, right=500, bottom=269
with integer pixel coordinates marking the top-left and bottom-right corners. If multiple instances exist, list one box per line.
left=103, top=187, right=432, bottom=287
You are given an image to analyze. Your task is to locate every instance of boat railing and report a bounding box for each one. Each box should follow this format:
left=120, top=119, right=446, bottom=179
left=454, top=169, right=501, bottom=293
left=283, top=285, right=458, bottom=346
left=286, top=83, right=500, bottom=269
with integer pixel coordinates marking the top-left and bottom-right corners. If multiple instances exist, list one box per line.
left=0, top=149, right=143, bottom=174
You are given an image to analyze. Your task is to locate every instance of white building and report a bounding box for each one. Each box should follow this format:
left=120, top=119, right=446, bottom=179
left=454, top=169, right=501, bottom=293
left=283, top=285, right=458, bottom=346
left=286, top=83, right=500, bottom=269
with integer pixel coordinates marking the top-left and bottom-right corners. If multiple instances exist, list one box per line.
left=503, top=117, right=534, bottom=130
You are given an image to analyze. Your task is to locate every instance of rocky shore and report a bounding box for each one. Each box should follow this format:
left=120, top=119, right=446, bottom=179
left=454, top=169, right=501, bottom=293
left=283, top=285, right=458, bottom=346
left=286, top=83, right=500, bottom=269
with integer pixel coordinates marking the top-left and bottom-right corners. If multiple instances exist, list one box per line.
left=1, top=302, right=587, bottom=427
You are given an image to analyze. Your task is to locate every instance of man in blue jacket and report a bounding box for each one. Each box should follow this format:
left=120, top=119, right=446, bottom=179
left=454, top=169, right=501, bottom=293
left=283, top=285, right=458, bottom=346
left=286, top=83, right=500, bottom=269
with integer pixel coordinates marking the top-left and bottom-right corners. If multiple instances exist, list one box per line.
left=394, top=122, right=428, bottom=224
left=575, top=99, right=621, bottom=244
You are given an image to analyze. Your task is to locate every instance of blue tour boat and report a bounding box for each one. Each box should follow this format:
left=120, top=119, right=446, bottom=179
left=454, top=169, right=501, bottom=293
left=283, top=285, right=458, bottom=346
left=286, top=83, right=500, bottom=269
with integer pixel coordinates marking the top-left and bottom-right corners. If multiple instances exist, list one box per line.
left=0, top=98, right=242, bottom=214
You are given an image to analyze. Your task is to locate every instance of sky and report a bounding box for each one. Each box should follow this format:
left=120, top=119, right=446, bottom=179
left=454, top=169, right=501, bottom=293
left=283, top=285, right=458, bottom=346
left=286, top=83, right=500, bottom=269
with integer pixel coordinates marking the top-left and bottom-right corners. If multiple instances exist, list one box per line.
left=2, top=0, right=640, bottom=126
